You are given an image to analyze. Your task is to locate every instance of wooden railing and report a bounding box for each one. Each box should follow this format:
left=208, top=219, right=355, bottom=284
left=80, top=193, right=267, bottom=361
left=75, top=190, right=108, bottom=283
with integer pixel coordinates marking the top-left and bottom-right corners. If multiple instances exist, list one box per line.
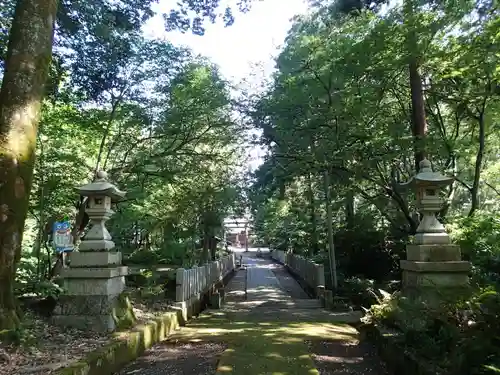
left=270, top=250, right=325, bottom=294
left=175, top=254, right=236, bottom=302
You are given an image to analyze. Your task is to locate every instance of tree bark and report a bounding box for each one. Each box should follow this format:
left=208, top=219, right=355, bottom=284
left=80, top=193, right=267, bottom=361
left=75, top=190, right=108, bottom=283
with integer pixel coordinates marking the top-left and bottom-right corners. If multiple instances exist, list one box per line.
left=409, top=59, right=427, bottom=171
left=0, top=0, right=58, bottom=330
left=345, top=189, right=355, bottom=230
left=323, top=169, right=338, bottom=291
left=405, top=0, right=427, bottom=171
left=468, top=100, right=487, bottom=217
left=306, top=172, right=319, bottom=254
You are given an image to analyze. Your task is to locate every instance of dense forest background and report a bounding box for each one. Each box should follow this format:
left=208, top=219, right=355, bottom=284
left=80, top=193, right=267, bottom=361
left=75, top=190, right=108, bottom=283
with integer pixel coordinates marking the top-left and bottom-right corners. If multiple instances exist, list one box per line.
left=0, top=0, right=254, bottom=299
left=249, top=0, right=500, bottom=288
left=0, top=0, right=499, bottom=372
left=0, top=0, right=497, bottom=311
left=246, top=2, right=500, bottom=372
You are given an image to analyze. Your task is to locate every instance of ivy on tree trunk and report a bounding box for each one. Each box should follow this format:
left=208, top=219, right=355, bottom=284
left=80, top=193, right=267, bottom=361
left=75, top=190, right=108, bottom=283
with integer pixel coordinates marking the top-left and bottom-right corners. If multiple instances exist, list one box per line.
left=0, top=0, right=58, bottom=330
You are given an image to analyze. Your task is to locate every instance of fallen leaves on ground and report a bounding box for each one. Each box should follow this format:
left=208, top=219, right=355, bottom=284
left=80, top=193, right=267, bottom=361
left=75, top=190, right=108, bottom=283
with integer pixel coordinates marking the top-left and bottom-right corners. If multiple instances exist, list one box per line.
left=0, top=312, right=111, bottom=375
left=0, top=292, right=175, bottom=375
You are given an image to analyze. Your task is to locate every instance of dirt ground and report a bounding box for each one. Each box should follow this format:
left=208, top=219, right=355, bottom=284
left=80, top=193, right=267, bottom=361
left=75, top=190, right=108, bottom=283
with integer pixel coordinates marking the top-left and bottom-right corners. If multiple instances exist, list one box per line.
left=118, top=341, right=227, bottom=375
left=307, top=339, right=388, bottom=375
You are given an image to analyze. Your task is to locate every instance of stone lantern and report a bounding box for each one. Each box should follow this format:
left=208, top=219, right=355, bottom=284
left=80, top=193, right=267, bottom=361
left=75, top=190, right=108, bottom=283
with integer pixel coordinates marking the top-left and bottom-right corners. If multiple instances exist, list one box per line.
left=53, top=171, right=129, bottom=332
left=399, top=159, right=470, bottom=291
left=77, top=170, right=125, bottom=251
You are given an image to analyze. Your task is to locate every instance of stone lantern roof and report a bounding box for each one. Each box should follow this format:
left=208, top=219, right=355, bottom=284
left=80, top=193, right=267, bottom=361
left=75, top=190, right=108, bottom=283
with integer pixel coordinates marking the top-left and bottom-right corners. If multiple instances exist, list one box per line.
left=76, top=171, right=126, bottom=202
left=399, top=159, right=454, bottom=190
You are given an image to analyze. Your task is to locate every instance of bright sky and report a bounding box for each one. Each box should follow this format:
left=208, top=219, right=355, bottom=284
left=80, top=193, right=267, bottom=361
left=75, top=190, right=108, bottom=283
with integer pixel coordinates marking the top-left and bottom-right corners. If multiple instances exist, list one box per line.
left=143, top=0, right=310, bottom=172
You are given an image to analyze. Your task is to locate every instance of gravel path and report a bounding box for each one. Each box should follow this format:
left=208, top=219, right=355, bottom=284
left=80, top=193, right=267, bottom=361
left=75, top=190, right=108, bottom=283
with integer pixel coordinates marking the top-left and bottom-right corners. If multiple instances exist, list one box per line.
left=307, top=339, right=388, bottom=375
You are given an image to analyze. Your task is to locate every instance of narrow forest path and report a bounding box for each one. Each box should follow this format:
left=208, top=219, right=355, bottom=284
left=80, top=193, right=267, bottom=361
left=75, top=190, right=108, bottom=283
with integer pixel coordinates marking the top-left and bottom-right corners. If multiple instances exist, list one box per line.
left=118, top=251, right=387, bottom=375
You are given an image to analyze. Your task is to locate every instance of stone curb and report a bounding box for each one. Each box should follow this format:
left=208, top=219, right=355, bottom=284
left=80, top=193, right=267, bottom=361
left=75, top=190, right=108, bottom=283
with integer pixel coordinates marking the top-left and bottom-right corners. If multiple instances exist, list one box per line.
left=53, top=309, right=182, bottom=375
left=53, top=268, right=238, bottom=375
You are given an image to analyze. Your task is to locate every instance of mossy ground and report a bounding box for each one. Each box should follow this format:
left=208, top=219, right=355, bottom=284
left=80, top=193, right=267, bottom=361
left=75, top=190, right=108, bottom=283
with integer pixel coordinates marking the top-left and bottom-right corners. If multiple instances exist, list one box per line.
left=172, top=309, right=359, bottom=375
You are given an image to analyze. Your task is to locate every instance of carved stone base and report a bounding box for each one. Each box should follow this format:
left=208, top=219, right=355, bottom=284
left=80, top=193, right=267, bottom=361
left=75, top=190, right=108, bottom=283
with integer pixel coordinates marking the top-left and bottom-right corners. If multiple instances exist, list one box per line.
left=53, top=294, right=120, bottom=331
left=401, top=241, right=471, bottom=292
left=401, top=260, right=470, bottom=289
left=79, top=239, right=116, bottom=251
left=405, top=244, right=461, bottom=262
left=53, top=261, right=129, bottom=332
left=52, top=314, right=117, bottom=332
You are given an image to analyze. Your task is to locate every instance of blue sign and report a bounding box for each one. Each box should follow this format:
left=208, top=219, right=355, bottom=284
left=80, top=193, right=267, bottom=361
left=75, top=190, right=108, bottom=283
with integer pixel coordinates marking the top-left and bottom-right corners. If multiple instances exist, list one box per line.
left=53, top=221, right=74, bottom=253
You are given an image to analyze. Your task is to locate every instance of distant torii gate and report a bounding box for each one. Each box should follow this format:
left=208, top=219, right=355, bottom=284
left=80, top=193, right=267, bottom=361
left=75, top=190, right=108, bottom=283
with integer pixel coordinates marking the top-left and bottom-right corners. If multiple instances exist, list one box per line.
left=223, top=218, right=252, bottom=252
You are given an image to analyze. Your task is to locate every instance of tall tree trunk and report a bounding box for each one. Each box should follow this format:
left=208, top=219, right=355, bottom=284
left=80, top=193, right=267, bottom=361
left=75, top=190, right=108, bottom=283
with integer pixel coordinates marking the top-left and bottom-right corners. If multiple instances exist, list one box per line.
left=202, top=231, right=210, bottom=262
left=468, top=102, right=487, bottom=217
left=409, top=60, right=427, bottom=170
left=0, top=0, right=58, bottom=330
left=209, top=232, right=217, bottom=260
left=405, top=0, right=427, bottom=171
left=278, top=182, right=286, bottom=200
left=34, top=127, right=46, bottom=279
left=306, top=172, right=319, bottom=254
left=345, top=189, right=355, bottom=230
left=277, top=183, right=289, bottom=252
left=323, top=169, right=338, bottom=291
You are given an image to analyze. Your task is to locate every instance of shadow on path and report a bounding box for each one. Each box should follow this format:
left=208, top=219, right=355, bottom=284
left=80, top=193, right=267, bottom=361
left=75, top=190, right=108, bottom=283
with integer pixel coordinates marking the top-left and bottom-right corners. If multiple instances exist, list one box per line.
left=174, top=309, right=359, bottom=375
left=118, top=341, right=226, bottom=375
left=118, top=251, right=387, bottom=375
left=174, top=253, right=385, bottom=374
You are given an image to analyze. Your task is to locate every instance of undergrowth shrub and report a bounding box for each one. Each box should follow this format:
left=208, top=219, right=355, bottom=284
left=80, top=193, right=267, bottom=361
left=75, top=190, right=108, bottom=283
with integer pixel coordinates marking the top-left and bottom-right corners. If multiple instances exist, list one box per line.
left=449, top=212, right=500, bottom=287
left=364, top=287, right=500, bottom=375
left=124, top=241, right=190, bottom=265
left=338, top=277, right=377, bottom=308
left=334, top=227, right=405, bottom=281
left=15, top=255, right=63, bottom=298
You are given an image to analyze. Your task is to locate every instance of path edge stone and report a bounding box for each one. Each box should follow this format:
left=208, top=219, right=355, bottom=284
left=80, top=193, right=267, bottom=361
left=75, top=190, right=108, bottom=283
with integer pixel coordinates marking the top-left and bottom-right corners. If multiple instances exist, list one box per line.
left=53, top=310, right=182, bottom=375
left=53, top=266, right=239, bottom=375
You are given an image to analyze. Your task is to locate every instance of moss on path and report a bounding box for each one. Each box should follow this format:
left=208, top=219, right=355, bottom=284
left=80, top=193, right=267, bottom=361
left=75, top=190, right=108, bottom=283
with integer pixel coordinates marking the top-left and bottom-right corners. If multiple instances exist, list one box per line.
left=173, top=308, right=359, bottom=375
left=170, top=254, right=363, bottom=375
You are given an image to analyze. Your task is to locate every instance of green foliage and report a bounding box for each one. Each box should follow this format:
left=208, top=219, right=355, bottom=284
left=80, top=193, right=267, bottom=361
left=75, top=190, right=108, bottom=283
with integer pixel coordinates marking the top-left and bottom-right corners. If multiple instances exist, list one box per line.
left=124, top=241, right=191, bottom=266
left=15, top=255, right=63, bottom=298
left=248, top=0, right=500, bottom=286
left=0, top=0, right=253, bottom=317
left=337, top=277, right=402, bottom=309
left=163, top=0, right=256, bottom=35
left=333, top=223, right=405, bottom=281
left=365, top=287, right=500, bottom=374
left=450, top=212, right=500, bottom=286
left=20, top=33, right=246, bottom=284
left=246, top=5, right=500, bottom=373
left=0, top=318, right=37, bottom=347
left=338, top=277, right=377, bottom=308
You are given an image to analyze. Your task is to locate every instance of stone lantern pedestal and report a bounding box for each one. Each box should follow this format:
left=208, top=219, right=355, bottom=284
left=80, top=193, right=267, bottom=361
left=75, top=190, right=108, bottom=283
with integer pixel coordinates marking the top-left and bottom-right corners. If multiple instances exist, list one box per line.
left=399, top=159, right=470, bottom=292
left=52, top=171, right=128, bottom=332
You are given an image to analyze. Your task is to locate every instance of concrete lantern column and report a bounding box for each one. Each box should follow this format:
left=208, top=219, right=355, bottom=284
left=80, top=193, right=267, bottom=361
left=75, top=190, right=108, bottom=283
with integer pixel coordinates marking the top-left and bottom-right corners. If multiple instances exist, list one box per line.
left=399, top=159, right=471, bottom=292
left=52, top=171, right=128, bottom=332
